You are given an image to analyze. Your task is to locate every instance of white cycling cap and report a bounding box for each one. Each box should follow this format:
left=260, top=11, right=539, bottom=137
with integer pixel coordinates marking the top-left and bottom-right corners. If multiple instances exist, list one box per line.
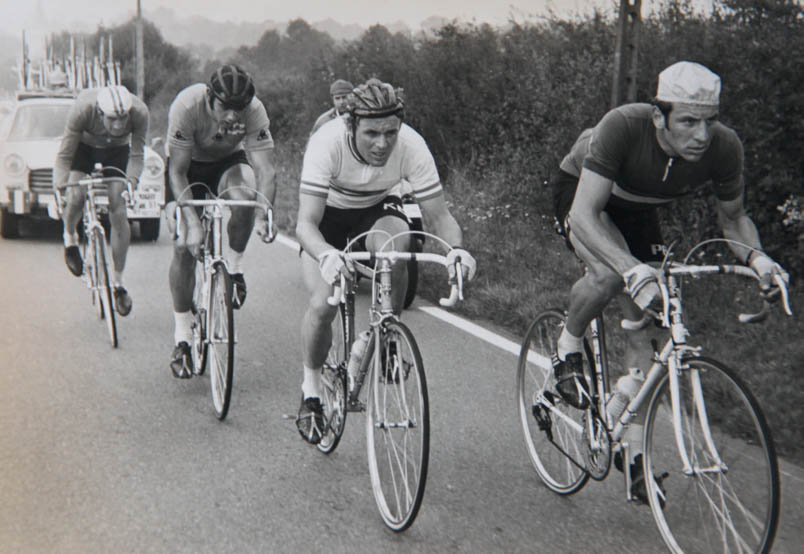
left=656, top=61, right=720, bottom=106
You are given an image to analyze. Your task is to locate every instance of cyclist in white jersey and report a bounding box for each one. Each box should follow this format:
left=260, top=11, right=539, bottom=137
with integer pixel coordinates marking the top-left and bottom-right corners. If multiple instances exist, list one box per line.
left=294, top=78, right=477, bottom=444
left=310, top=78, right=352, bottom=135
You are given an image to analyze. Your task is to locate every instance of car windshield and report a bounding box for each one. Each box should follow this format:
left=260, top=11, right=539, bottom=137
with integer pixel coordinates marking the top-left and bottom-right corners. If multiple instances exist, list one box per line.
left=7, top=103, right=71, bottom=141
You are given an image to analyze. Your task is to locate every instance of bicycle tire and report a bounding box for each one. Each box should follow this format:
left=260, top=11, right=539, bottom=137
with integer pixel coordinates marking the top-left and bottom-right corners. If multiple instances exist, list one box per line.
left=365, top=320, right=429, bottom=532
left=517, top=309, right=589, bottom=494
left=208, top=262, right=234, bottom=420
left=191, top=258, right=208, bottom=376
left=318, top=305, right=348, bottom=454
left=94, top=228, right=117, bottom=348
left=644, top=356, right=780, bottom=554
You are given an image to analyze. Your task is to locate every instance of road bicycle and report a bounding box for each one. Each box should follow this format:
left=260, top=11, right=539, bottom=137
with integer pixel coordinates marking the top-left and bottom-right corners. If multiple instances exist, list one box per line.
left=55, top=164, right=133, bottom=348
left=517, top=240, right=792, bottom=553
left=175, top=184, right=273, bottom=420
left=316, top=230, right=465, bottom=532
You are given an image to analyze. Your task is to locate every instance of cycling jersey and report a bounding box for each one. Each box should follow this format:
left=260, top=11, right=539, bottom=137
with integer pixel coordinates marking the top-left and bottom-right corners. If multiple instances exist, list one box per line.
left=166, top=83, right=274, bottom=162
left=558, top=103, right=744, bottom=211
left=300, top=117, right=442, bottom=210
left=54, top=88, right=149, bottom=185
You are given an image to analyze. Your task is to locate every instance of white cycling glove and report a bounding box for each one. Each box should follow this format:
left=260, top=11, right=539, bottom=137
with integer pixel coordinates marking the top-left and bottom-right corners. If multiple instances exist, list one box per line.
left=623, top=263, right=661, bottom=311
left=446, top=248, right=477, bottom=281
left=748, top=253, right=789, bottom=292
left=318, top=249, right=352, bottom=285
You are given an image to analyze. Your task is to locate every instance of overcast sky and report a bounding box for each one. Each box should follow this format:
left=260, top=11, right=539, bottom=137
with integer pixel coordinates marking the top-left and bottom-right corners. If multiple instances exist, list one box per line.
left=0, top=1, right=648, bottom=34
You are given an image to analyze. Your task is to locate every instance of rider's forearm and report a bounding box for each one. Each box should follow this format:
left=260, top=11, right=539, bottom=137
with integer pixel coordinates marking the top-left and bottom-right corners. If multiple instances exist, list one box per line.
left=296, top=220, right=334, bottom=261
left=570, top=208, right=639, bottom=274
left=428, top=211, right=463, bottom=248
left=254, top=165, right=277, bottom=207
left=721, top=213, right=763, bottom=263
left=168, top=170, right=200, bottom=225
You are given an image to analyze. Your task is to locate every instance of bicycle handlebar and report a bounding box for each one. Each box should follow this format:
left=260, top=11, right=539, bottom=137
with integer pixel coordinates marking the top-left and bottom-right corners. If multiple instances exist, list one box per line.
left=325, top=250, right=465, bottom=308
left=54, top=176, right=134, bottom=215
left=174, top=198, right=275, bottom=243
left=653, top=263, right=793, bottom=325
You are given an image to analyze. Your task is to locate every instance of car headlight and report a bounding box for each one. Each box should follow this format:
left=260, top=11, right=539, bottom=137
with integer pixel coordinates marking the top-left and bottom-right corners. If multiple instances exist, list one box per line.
left=3, top=153, right=26, bottom=177
left=143, top=155, right=164, bottom=181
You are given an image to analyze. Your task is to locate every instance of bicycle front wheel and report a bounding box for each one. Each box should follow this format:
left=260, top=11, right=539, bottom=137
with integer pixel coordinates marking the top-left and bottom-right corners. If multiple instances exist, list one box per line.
left=191, top=259, right=208, bottom=376
left=208, top=262, right=234, bottom=420
left=94, top=228, right=117, bottom=348
left=318, top=305, right=348, bottom=454
left=365, top=320, right=429, bottom=532
left=644, top=356, right=780, bottom=554
left=517, top=309, right=589, bottom=494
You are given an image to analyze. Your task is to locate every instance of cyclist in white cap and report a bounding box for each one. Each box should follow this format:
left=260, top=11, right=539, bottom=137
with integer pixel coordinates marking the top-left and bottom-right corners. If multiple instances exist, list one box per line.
left=310, top=78, right=354, bottom=135
left=54, top=85, right=149, bottom=316
left=548, top=61, right=789, bottom=502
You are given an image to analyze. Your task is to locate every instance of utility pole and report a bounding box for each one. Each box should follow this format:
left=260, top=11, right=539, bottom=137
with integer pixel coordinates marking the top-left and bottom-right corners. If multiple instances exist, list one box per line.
left=611, top=0, right=641, bottom=108
left=136, top=0, right=145, bottom=98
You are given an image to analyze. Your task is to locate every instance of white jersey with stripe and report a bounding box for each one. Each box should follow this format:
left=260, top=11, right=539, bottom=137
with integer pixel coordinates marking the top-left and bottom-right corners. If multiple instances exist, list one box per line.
left=300, top=117, right=442, bottom=209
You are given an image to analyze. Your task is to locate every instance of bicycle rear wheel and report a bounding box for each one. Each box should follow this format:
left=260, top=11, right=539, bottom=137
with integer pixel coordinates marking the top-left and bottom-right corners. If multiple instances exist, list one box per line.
left=644, top=356, right=780, bottom=553
left=208, top=262, right=234, bottom=420
left=517, top=309, right=589, bottom=494
left=191, top=259, right=208, bottom=376
left=366, top=320, right=429, bottom=532
left=94, top=228, right=117, bottom=348
left=318, top=306, right=348, bottom=454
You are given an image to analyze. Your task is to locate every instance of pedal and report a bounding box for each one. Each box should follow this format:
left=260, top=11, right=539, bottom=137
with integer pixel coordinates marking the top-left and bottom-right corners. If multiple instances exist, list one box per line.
left=532, top=403, right=553, bottom=441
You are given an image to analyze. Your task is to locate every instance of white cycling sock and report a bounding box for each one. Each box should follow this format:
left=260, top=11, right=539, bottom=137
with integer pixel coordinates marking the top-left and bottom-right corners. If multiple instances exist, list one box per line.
left=63, top=232, right=78, bottom=247
left=557, top=328, right=584, bottom=361
left=301, top=365, right=322, bottom=399
left=174, top=311, right=193, bottom=346
left=113, top=271, right=124, bottom=288
left=228, top=250, right=244, bottom=274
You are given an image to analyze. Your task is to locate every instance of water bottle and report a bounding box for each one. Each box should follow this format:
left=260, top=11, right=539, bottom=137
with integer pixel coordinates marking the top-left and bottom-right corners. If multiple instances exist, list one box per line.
left=347, top=331, right=371, bottom=391
left=606, top=367, right=645, bottom=427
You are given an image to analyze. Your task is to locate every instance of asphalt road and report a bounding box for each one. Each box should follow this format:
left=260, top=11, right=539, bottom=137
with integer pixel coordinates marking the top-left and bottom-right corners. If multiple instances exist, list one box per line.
left=1, top=218, right=802, bottom=553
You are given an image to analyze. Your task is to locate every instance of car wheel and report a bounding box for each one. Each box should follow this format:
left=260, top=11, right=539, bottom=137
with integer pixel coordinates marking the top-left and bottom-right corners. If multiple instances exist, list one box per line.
left=139, top=219, right=160, bottom=241
left=0, top=209, right=20, bottom=238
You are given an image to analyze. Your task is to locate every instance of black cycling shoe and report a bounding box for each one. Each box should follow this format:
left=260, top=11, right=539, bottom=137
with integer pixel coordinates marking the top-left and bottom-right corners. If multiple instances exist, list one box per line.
left=170, top=341, right=193, bottom=379
left=64, top=245, right=83, bottom=276
left=615, top=452, right=668, bottom=508
left=113, top=286, right=132, bottom=316
left=381, top=341, right=400, bottom=384
left=552, top=352, right=590, bottom=409
left=296, top=395, right=326, bottom=445
left=231, top=273, right=246, bottom=309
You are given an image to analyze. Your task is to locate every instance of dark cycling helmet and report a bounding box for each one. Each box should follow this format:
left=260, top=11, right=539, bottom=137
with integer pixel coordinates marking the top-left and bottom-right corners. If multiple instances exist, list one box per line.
left=348, top=78, right=405, bottom=119
left=207, top=64, right=255, bottom=111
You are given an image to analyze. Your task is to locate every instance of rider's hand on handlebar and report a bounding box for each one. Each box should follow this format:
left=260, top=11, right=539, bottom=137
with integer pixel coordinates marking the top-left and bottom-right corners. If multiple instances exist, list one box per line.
left=623, top=263, right=661, bottom=311
left=318, top=249, right=355, bottom=284
left=177, top=212, right=204, bottom=258
left=446, top=248, right=477, bottom=282
left=254, top=206, right=276, bottom=243
left=749, top=253, right=789, bottom=300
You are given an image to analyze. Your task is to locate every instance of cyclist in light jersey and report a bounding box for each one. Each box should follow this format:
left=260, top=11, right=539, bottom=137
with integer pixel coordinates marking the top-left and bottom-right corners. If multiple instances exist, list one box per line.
left=54, top=85, right=149, bottom=316
left=550, top=61, right=789, bottom=501
left=294, top=78, right=477, bottom=444
left=310, top=78, right=352, bottom=136
left=166, top=65, right=277, bottom=378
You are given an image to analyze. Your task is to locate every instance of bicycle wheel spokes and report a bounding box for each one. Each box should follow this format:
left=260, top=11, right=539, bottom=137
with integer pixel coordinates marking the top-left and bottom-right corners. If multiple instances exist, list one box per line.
left=644, top=357, right=779, bottom=553
left=191, top=260, right=208, bottom=376
left=318, top=307, right=348, bottom=454
left=208, top=263, right=234, bottom=420
left=366, top=320, right=428, bottom=532
left=517, top=309, right=589, bottom=494
left=94, top=229, right=117, bottom=348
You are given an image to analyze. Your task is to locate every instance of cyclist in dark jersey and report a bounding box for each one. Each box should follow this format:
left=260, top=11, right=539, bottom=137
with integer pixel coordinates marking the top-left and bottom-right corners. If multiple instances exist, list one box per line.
left=310, top=79, right=353, bottom=136
left=550, top=61, right=789, bottom=501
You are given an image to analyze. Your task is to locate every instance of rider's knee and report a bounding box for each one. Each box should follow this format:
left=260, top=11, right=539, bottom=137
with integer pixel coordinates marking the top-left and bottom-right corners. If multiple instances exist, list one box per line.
left=586, top=269, right=624, bottom=298
left=307, top=292, right=338, bottom=322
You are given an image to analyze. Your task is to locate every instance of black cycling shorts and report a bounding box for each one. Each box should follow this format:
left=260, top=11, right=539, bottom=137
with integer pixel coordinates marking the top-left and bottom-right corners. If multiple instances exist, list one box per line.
left=551, top=169, right=667, bottom=263
left=165, top=149, right=250, bottom=202
left=71, top=142, right=130, bottom=177
left=317, top=196, right=410, bottom=251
